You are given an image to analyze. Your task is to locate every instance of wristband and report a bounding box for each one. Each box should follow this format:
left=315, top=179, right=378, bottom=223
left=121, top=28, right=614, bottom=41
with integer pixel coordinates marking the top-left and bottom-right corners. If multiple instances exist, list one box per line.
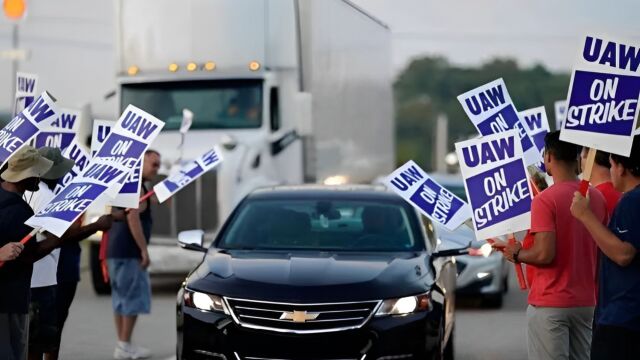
left=513, top=248, right=521, bottom=264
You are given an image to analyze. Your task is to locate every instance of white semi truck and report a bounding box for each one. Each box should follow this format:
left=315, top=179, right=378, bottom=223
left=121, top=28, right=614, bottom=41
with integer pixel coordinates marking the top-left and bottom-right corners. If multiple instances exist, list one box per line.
left=11, top=0, right=395, bottom=293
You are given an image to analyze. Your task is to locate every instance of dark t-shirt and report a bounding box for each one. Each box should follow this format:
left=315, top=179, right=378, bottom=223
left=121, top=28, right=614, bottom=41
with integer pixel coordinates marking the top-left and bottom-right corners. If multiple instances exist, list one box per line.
left=596, top=185, right=640, bottom=331
left=57, top=242, right=81, bottom=283
left=0, top=187, right=36, bottom=314
left=107, top=187, right=152, bottom=259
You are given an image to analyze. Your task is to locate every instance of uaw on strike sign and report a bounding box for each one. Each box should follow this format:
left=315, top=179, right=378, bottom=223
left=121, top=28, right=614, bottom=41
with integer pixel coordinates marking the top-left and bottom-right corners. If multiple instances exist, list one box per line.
left=455, top=130, right=533, bottom=240
left=91, top=120, right=143, bottom=208
left=34, top=108, right=80, bottom=151
left=26, top=105, right=164, bottom=237
left=457, top=78, right=540, bottom=166
left=154, top=148, right=223, bottom=203
left=561, top=35, right=640, bottom=156
left=0, top=92, right=59, bottom=168
left=385, top=160, right=470, bottom=231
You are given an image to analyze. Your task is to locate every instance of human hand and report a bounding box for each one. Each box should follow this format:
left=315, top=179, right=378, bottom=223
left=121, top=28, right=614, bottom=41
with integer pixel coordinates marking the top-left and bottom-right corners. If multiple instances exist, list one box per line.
left=503, top=241, right=522, bottom=264
left=490, top=238, right=507, bottom=252
left=95, top=215, right=114, bottom=231
left=570, top=191, right=592, bottom=222
left=140, top=250, right=150, bottom=269
left=111, top=209, right=127, bottom=222
left=0, top=242, right=24, bottom=262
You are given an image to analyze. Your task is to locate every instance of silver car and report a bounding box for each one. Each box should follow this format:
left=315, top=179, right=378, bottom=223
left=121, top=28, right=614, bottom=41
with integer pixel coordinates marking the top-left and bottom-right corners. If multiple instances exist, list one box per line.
left=436, top=223, right=510, bottom=307
left=430, top=173, right=510, bottom=308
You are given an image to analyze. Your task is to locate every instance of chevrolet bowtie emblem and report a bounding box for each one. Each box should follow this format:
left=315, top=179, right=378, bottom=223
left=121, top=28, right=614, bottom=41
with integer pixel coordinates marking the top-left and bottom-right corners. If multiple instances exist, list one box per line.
left=280, top=310, right=319, bottom=323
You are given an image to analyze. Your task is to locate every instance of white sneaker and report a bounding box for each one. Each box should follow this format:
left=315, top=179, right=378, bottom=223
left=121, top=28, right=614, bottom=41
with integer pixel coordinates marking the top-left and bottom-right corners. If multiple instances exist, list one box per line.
left=129, top=344, right=152, bottom=359
left=113, top=343, right=152, bottom=360
left=114, top=344, right=132, bottom=360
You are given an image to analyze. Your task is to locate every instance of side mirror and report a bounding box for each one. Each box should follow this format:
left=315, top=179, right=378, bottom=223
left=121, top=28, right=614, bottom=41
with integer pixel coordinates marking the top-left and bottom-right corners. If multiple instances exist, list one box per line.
left=178, top=230, right=206, bottom=252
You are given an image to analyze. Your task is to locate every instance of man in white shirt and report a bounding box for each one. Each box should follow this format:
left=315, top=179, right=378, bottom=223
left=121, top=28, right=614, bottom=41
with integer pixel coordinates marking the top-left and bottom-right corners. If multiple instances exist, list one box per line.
left=25, top=147, right=74, bottom=360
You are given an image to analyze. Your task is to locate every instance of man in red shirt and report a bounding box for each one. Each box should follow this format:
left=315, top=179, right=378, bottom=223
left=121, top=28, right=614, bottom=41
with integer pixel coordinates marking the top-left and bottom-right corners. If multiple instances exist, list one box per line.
left=580, top=147, right=621, bottom=217
left=502, top=131, right=608, bottom=360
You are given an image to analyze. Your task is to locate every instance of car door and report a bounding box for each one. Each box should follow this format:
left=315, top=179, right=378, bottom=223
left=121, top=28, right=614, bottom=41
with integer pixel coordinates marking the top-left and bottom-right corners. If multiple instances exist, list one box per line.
left=424, top=217, right=457, bottom=342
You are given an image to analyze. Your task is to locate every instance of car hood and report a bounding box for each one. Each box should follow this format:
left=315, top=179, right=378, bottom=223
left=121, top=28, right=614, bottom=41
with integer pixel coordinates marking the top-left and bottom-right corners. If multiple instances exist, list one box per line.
left=187, top=250, right=434, bottom=303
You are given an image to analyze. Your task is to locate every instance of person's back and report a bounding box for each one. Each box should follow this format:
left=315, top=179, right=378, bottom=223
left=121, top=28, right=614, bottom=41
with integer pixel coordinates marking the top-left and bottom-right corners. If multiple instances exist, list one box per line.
left=529, top=181, right=607, bottom=307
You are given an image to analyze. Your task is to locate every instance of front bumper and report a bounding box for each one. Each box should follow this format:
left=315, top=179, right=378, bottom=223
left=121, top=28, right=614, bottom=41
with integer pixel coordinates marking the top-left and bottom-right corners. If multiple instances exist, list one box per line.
left=178, top=305, right=442, bottom=360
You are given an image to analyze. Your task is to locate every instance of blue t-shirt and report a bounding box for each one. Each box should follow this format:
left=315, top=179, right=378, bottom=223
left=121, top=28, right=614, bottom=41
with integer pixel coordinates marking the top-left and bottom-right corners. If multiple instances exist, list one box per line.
left=596, top=185, right=640, bottom=331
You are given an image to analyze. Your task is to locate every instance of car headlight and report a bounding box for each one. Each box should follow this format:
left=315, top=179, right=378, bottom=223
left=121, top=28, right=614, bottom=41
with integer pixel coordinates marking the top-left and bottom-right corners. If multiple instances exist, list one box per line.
left=375, top=293, right=430, bottom=316
left=183, top=289, right=229, bottom=314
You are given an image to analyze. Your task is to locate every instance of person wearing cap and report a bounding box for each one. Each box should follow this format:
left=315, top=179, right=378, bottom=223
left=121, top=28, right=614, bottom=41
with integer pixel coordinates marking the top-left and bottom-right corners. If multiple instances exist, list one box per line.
left=571, top=136, right=640, bottom=359
left=0, top=146, right=114, bottom=359
left=0, top=146, right=54, bottom=360
left=23, top=147, right=73, bottom=360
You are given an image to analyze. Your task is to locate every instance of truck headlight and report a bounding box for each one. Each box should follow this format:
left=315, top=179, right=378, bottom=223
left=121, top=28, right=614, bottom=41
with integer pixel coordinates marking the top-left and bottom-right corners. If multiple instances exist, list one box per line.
left=375, top=293, right=430, bottom=316
left=184, top=289, right=229, bottom=314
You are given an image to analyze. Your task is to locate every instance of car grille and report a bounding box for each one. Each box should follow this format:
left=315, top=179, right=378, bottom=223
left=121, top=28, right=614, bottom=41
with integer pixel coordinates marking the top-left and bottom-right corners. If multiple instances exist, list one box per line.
left=224, top=297, right=381, bottom=334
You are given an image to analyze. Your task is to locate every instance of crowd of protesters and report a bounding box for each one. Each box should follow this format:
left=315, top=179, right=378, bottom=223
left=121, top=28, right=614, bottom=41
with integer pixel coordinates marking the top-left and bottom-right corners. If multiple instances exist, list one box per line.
left=497, top=131, right=640, bottom=360
left=0, top=145, right=160, bottom=360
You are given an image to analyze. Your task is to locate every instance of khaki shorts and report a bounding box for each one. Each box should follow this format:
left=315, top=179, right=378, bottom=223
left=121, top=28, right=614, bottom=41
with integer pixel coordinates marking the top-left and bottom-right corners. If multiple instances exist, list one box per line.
left=527, top=305, right=594, bottom=360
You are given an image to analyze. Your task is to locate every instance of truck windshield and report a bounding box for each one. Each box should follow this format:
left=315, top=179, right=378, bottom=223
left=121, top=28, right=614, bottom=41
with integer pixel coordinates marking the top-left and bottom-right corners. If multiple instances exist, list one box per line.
left=218, top=199, right=425, bottom=252
left=121, top=79, right=263, bottom=130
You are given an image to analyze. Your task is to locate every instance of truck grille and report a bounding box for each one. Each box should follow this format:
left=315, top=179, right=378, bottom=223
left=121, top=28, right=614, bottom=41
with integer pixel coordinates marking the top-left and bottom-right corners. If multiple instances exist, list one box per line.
left=225, top=297, right=381, bottom=334
left=150, top=171, right=218, bottom=238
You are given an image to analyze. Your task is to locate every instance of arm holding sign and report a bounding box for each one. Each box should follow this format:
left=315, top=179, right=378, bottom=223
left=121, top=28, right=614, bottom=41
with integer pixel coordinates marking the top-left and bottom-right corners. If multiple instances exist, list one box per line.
left=502, top=232, right=556, bottom=266
left=126, top=205, right=150, bottom=269
left=18, top=215, right=113, bottom=263
left=571, top=193, right=636, bottom=267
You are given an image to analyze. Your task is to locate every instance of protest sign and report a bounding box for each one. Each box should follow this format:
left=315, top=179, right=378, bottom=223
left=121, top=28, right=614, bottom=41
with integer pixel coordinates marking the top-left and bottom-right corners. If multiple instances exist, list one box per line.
left=54, top=138, right=91, bottom=195
left=457, top=78, right=540, bottom=166
left=91, top=119, right=143, bottom=208
left=520, top=106, right=551, bottom=170
left=34, top=108, right=80, bottom=150
left=154, top=147, right=223, bottom=203
left=26, top=105, right=164, bottom=236
left=455, top=130, right=533, bottom=240
left=91, top=120, right=114, bottom=156
left=0, top=92, right=60, bottom=168
left=554, top=100, right=567, bottom=131
left=560, top=35, right=640, bottom=157
left=385, top=160, right=471, bottom=231
left=14, top=72, right=38, bottom=117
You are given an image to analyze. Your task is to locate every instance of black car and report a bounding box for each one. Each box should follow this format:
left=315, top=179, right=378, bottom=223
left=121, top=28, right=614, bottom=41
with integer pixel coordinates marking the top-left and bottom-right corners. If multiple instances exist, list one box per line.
left=176, top=185, right=465, bottom=360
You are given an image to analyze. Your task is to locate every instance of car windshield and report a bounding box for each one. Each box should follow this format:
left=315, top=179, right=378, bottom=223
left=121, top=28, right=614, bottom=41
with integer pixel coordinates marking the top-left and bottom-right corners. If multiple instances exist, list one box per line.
left=217, top=199, right=424, bottom=252
left=121, top=79, right=263, bottom=130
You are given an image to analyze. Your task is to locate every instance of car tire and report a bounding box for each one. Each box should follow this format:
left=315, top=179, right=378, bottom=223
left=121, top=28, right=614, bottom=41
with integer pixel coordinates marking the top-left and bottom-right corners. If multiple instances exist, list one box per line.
left=443, top=326, right=454, bottom=360
left=503, top=276, right=509, bottom=294
left=89, top=242, right=111, bottom=295
left=482, top=293, right=503, bottom=308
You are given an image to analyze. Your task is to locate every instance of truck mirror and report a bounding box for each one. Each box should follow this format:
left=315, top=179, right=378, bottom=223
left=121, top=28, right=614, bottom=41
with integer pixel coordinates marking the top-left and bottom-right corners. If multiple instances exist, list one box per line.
left=294, top=92, right=313, bottom=136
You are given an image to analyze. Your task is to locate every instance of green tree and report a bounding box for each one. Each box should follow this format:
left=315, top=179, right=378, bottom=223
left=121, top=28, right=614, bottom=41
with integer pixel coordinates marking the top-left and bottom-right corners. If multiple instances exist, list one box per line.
left=394, top=56, right=570, bottom=171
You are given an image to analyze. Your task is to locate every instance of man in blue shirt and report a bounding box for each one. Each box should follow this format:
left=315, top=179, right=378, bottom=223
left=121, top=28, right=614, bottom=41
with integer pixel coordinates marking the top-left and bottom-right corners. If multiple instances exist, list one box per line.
left=571, top=135, right=640, bottom=359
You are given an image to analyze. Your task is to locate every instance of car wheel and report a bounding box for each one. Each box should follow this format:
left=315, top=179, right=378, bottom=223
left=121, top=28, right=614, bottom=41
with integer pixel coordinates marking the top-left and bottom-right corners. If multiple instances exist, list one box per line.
left=482, top=293, right=503, bottom=308
left=443, top=326, right=454, bottom=360
left=503, top=276, right=509, bottom=294
left=89, top=242, right=111, bottom=295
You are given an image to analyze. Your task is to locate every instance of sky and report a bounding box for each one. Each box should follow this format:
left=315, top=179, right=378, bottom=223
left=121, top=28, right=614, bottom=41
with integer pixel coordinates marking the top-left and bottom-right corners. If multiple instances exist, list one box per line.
left=351, top=0, right=640, bottom=74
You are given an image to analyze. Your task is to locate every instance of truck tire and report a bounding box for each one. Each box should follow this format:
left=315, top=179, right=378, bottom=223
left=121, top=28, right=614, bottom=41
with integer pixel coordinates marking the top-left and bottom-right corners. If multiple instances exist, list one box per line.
left=89, top=242, right=111, bottom=295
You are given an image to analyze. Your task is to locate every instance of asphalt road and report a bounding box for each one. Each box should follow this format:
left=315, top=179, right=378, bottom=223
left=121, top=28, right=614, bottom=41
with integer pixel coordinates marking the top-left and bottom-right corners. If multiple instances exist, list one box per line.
left=58, top=271, right=528, bottom=360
